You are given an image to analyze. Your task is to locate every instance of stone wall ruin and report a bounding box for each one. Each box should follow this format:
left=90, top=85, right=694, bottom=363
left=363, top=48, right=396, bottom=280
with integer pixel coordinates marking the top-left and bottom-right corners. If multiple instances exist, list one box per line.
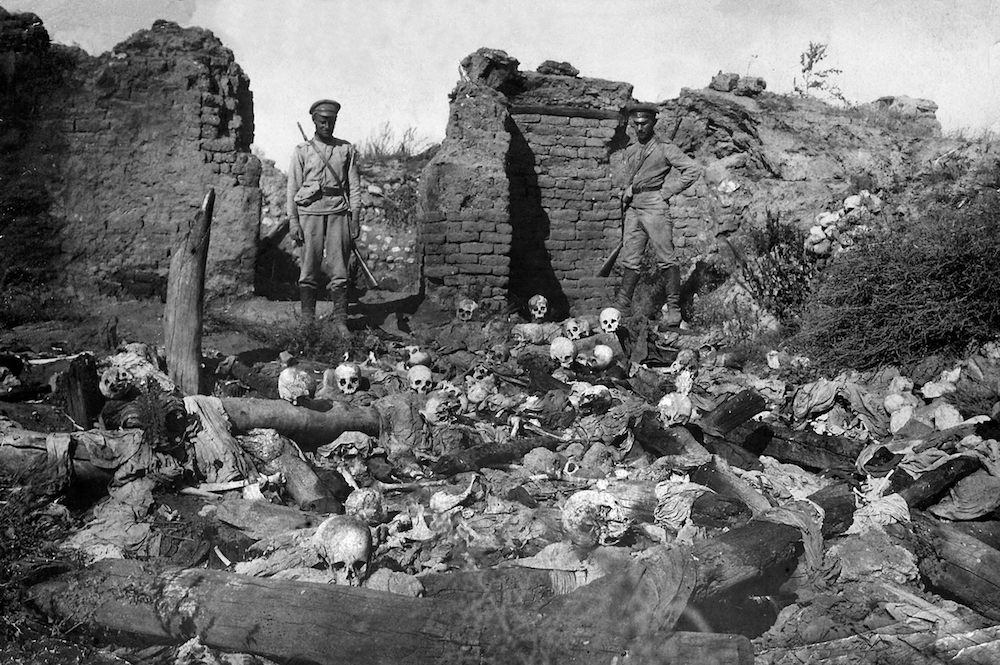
left=0, top=10, right=261, bottom=300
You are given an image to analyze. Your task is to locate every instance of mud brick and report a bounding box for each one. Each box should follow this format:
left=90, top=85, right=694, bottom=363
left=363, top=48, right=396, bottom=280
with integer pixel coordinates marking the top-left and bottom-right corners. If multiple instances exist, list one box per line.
left=420, top=212, right=446, bottom=223
left=464, top=264, right=494, bottom=275
left=546, top=240, right=567, bottom=251
left=480, top=231, right=512, bottom=244
left=421, top=221, right=447, bottom=233
left=578, top=168, right=610, bottom=179
left=584, top=137, right=607, bottom=147
left=579, top=210, right=614, bottom=222
left=564, top=240, right=588, bottom=251
left=423, top=253, right=446, bottom=265
left=447, top=254, right=478, bottom=264
left=549, top=209, right=580, bottom=222
left=536, top=175, right=558, bottom=188
left=549, top=146, right=578, bottom=158
left=556, top=178, right=586, bottom=190
left=529, top=134, right=559, bottom=146
left=562, top=136, right=588, bottom=147
left=479, top=255, right=508, bottom=266
left=460, top=242, right=493, bottom=254
left=549, top=227, right=577, bottom=241
left=491, top=265, right=510, bottom=276
left=539, top=115, right=570, bottom=125
left=552, top=259, right=577, bottom=271
left=528, top=123, right=568, bottom=136
left=599, top=118, right=623, bottom=128
left=566, top=200, right=594, bottom=210
left=447, top=231, right=478, bottom=243
left=461, top=220, right=494, bottom=233
left=420, top=232, right=447, bottom=245
left=426, top=264, right=458, bottom=278
left=516, top=113, right=541, bottom=123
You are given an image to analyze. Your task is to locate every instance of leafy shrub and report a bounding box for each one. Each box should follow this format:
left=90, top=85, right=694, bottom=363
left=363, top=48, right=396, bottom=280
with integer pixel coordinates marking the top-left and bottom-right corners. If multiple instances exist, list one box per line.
left=789, top=190, right=1000, bottom=371
left=729, top=211, right=820, bottom=324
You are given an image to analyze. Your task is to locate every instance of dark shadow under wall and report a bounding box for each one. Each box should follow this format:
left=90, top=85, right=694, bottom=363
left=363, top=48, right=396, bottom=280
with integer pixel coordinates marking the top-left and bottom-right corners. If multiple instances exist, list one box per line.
left=505, top=118, right=570, bottom=320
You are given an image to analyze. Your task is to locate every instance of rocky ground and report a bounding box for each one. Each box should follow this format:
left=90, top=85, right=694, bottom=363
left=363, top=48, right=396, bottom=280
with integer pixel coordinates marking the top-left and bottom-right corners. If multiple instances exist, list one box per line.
left=3, top=289, right=1000, bottom=665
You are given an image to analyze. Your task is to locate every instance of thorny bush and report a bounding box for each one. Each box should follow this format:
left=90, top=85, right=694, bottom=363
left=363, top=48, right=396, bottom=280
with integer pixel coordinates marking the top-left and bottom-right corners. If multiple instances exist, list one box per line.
left=730, top=211, right=819, bottom=325
left=790, top=189, right=1000, bottom=372
left=0, top=472, right=78, bottom=646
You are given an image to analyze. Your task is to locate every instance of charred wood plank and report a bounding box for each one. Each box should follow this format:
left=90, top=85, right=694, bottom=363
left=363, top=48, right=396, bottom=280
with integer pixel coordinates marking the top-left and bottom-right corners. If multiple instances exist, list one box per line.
left=164, top=189, right=215, bottom=396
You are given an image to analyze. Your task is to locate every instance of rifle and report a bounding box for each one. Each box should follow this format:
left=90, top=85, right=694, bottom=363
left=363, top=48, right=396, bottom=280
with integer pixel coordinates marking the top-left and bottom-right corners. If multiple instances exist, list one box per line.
left=295, top=122, right=379, bottom=289
left=597, top=241, right=624, bottom=278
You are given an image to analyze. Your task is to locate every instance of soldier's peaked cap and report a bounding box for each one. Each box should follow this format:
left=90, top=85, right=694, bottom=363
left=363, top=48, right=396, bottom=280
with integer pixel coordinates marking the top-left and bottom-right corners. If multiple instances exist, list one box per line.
left=627, top=102, right=658, bottom=116
left=310, top=99, right=341, bottom=116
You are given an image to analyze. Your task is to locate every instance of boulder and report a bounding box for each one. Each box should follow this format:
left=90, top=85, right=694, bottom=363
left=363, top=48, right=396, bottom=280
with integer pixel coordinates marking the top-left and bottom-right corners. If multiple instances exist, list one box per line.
left=709, top=71, right=740, bottom=92
left=460, top=48, right=520, bottom=90
left=536, top=60, right=579, bottom=77
left=734, top=76, right=767, bottom=97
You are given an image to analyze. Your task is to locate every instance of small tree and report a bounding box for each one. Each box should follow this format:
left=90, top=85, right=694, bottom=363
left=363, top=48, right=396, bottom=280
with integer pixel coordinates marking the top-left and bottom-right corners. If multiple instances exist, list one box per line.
left=794, top=42, right=846, bottom=104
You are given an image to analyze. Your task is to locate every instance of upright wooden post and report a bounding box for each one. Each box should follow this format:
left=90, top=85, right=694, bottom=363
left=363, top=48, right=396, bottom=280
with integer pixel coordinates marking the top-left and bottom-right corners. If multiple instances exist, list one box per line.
left=165, top=189, right=215, bottom=395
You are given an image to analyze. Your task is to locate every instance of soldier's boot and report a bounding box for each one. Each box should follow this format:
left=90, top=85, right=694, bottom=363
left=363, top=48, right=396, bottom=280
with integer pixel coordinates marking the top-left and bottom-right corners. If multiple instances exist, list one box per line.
left=612, top=268, right=641, bottom=317
left=329, top=287, right=351, bottom=338
left=658, top=265, right=683, bottom=329
left=299, top=286, right=317, bottom=323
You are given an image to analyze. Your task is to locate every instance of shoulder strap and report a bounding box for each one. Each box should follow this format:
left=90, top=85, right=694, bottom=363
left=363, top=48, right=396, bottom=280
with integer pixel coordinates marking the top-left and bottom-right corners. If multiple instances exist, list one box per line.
left=625, top=140, right=656, bottom=188
left=305, top=138, right=345, bottom=190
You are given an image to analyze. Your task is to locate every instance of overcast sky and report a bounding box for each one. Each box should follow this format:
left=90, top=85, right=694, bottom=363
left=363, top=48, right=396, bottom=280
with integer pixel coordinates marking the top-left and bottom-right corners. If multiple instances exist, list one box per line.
left=8, top=0, right=1000, bottom=168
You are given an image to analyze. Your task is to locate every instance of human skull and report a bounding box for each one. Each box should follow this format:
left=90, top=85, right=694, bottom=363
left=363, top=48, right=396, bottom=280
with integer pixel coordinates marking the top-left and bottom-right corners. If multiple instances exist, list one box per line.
left=278, top=366, right=316, bottom=403
left=549, top=336, right=576, bottom=369
left=528, top=294, right=549, bottom=322
left=407, top=365, right=433, bottom=394
left=421, top=389, right=461, bottom=424
left=576, top=350, right=596, bottom=368
left=512, top=323, right=545, bottom=345
left=561, top=490, right=633, bottom=548
left=592, top=344, right=615, bottom=371
left=658, top=392, right=694, bottom=426
left=313, top=515, right=372, bottom=586
left=344, top=487, right=386, bottom=526
left=405, top=345, right=432, bottom=367
left=457, top=298, right=479, bottom=322
left=471, top=364, right=491, bottom=382
left=563, top=317, right=591, bottom=341
left=600, top=307, right=622, bottom=334
left=99, top=366, right=133, bottom=399
left=334, top=362, right=360, bottom=395
left=486, top=343, right=510, bottom=365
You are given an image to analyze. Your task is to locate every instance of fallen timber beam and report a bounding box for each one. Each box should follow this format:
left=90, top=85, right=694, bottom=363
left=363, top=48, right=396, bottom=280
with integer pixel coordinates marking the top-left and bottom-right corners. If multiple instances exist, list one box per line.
left=218, top=397, right=380, bottom=450
left=912, top=511, right=1000, bottom=622
left=30, top=545, right=707, bottom=665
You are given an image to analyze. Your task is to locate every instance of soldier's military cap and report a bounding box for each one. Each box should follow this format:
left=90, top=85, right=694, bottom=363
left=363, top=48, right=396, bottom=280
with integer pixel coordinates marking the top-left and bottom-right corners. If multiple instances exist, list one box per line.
left=627, top=102, right=659, bottom=116
left=309, top=99, right=341, bottom=116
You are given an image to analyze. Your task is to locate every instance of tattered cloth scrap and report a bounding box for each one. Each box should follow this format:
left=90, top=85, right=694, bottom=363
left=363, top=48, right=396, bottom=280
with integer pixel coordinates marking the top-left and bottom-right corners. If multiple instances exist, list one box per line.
left=62, top=478, right=162, bottom=562
left=78, top=427, right=185, bottom=488
left=184, top=395, right=259, bottom=484
left=790, top=375, right=889, bottom=438
left=856, top=431, right=995, bottom=480
left=928, top=468, right=1000, bottom=521
left=653, top=479, right=714, bottom=532
left=757, top=499, right=826, bottom=575
left=505, top=541, right=634, bottom=593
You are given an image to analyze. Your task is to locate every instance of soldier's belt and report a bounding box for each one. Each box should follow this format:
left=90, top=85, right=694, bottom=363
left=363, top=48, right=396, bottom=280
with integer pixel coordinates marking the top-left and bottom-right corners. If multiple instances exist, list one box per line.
left=632, top=184, right=663, bottom=194
left=321, top=186, right=345, bottom=196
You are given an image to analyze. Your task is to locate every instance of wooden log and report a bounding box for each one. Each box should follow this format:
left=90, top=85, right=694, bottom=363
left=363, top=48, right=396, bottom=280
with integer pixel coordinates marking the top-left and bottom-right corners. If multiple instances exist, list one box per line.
left=164, top=188, right=215, bottom=396
left=0, top=424, right=120, bottom=493
left=431, top=435, right=561, bottom=476
left=268, top=453, right=342, bottom=513
left=30, top=546, right=698, bottom=665
left=896, top=455, right=980, bottom=509
left=53, top=353, right=104, bottom=428
left=732, top=422, right=864, bottom=472
left=912, top=511, right=1000, bottom=622
left=699, top=389, right=767, bottom=437
left=219, top=397, right=380, bottom=450
left=690, top=455, right=772, bottom=517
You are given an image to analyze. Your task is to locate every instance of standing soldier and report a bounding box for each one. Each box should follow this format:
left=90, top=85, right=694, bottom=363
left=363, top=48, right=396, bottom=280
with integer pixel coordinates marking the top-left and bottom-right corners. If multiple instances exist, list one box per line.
left=287, top=99, right=362, bottom=336
left=612, top=102, right=701, bottom=329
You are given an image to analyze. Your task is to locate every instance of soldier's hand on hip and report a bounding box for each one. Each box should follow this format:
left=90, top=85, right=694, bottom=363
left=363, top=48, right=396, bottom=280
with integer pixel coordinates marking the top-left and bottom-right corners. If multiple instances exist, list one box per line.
left=350, top=211, right=361, bottom=239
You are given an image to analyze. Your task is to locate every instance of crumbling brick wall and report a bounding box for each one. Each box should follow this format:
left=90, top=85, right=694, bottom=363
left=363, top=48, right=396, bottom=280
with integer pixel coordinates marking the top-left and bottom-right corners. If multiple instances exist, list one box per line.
left=0, top=12, right=260, bottom=299
left=420, top=49, right=721, bottom=318
left=419, top=80, right=512, bottom=306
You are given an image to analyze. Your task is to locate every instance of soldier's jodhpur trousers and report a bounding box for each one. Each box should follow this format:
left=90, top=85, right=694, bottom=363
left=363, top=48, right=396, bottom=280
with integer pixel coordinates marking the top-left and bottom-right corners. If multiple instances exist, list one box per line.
left=297, top=212, right=352, bottom=292
left=619, top=191, right=675, bottom=272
